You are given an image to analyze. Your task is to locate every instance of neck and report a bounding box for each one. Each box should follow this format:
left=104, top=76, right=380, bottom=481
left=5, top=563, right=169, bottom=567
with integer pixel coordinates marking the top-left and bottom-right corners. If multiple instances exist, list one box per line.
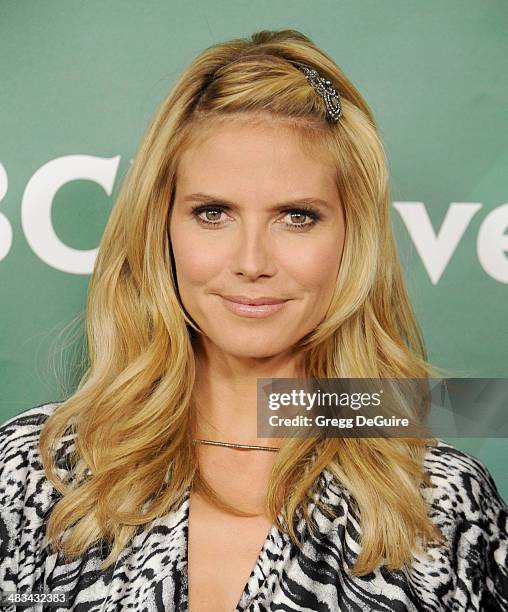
left=192, top=338, right=305, bottom=446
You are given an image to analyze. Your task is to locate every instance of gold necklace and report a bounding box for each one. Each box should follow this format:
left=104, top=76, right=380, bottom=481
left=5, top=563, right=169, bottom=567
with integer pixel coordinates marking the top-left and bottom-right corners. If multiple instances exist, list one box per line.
left=192, top=438, right=280, bottom=452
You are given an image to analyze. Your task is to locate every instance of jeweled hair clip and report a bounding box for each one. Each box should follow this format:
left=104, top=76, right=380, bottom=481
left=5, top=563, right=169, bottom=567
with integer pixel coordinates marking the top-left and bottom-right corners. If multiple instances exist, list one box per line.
left=293, top=62, right=342, bottom=123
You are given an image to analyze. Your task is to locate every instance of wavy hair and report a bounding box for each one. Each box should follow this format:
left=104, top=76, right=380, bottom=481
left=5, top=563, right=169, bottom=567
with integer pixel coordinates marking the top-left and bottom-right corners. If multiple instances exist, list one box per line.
left=40, top=29, right=448, bottom=575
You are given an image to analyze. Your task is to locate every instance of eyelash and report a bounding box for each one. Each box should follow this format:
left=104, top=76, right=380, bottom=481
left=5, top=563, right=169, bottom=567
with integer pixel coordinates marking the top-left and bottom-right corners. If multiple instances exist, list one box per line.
left=190, top=204, right=322, bottom=232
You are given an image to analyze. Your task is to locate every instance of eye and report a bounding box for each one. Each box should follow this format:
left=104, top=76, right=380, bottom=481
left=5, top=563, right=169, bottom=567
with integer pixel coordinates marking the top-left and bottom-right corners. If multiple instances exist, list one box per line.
left=191, top=205, right=228, bottom=226
left=282, top=208, right=320, bottom=231
left=190, top=204, right=322, bottom=231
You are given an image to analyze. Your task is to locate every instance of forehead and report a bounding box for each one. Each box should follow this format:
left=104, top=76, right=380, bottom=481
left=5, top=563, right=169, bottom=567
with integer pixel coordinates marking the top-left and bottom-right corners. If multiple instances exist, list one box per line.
left=176, top=118, right=337, bottom=197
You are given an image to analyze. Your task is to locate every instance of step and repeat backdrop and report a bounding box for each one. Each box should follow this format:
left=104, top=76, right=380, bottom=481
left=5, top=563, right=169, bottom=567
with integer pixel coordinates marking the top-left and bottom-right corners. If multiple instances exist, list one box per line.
left=1, top=1, right=507, bottom=498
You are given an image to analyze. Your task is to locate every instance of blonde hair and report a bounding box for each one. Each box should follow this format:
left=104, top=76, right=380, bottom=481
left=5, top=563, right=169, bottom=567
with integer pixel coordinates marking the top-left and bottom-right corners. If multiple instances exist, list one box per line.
left=40, top=29, right=448, bottom=576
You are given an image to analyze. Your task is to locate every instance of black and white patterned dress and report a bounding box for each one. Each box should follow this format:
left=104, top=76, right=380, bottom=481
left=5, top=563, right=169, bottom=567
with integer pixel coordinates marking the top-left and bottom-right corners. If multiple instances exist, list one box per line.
left=1, top=402, right=507, bottom=611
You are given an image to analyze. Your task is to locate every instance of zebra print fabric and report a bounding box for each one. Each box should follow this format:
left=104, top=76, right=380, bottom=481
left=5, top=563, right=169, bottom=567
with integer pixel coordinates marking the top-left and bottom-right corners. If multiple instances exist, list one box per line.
left=1, top=402, right=507, bottom=611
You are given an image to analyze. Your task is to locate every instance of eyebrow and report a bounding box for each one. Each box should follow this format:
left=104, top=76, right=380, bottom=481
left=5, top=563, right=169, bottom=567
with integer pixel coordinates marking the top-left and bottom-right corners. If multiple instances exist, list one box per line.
left=181, top=192, right=332, bottom=211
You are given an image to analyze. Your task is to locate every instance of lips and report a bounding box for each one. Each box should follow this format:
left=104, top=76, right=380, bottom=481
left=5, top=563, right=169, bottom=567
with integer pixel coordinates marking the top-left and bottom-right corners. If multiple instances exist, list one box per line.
left=218, top=294, right=290, bottom=319
left=220, top=294, right=288, bottom=306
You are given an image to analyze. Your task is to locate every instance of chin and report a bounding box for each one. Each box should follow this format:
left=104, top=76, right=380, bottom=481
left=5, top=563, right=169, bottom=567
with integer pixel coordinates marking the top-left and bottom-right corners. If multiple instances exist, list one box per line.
left=212, top=336, right=291, bottom=360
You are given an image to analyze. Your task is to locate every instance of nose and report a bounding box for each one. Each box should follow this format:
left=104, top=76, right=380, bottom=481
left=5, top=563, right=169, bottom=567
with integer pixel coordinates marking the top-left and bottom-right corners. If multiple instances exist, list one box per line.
left=231, top=220, right=277, bottom=280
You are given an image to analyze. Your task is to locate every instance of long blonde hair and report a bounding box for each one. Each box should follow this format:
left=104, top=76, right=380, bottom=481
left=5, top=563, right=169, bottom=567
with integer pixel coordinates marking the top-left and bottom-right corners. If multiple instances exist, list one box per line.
left=40, top=29, right=448, bottom=575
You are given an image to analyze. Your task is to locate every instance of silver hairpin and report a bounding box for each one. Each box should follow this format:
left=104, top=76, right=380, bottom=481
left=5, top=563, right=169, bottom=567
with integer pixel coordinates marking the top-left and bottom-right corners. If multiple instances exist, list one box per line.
left=293, top=62, right=342, bottom=123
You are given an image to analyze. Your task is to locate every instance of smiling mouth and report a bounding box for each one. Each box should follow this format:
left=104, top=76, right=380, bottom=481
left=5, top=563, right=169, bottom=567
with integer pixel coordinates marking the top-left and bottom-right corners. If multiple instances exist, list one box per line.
left=218, top=295, right=290, bottom=318
left=220, top=294, right=289, bottom=306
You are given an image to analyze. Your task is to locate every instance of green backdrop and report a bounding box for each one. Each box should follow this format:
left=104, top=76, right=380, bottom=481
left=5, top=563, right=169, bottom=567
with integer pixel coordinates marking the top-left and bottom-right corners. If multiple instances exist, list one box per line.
left=1, top=1, right=506, bottom=500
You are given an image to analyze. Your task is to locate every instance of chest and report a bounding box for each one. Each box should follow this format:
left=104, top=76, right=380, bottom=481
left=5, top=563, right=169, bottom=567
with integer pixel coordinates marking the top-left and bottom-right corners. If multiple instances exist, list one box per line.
left=187, top=493, right=273, bottom=612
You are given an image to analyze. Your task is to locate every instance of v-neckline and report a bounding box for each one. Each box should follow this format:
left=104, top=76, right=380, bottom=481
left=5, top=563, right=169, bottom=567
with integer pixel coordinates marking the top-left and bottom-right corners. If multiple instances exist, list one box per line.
left=181, top=485, right=291, bottom=612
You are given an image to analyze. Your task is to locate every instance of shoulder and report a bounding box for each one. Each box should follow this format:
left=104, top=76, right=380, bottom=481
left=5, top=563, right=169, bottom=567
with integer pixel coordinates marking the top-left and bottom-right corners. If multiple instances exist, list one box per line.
left=0, top=401, right=67, bottom=517
left=422, top=439, right=507, bottom=538
left=423, top=438, right=501, bottom=486
left=423, top=439, right=506, bottom=505
left=0, top=401, right=65, bottom=468
left=0, top=400, right=63, bottom=435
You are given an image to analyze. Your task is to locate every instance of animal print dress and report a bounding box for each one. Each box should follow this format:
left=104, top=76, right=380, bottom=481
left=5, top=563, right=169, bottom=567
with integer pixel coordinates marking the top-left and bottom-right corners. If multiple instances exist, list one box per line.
left=1, top=402, right=507, bottom=611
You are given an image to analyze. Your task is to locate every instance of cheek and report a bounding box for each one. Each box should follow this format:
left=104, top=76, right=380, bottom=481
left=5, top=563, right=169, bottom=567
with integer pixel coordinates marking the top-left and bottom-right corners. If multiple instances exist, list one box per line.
left=284, top=238, right=342, bottom=294
left=171, top=231, right=224, bottom=287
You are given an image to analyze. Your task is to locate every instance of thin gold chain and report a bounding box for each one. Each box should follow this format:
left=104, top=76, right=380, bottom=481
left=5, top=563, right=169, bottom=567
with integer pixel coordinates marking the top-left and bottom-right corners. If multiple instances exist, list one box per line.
left=192, top=438, right=280, bottom=452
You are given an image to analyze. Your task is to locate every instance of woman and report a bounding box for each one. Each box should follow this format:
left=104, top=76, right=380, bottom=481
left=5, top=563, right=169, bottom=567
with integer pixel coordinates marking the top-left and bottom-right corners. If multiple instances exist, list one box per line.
left=0, top=29, right=507, bottom=612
